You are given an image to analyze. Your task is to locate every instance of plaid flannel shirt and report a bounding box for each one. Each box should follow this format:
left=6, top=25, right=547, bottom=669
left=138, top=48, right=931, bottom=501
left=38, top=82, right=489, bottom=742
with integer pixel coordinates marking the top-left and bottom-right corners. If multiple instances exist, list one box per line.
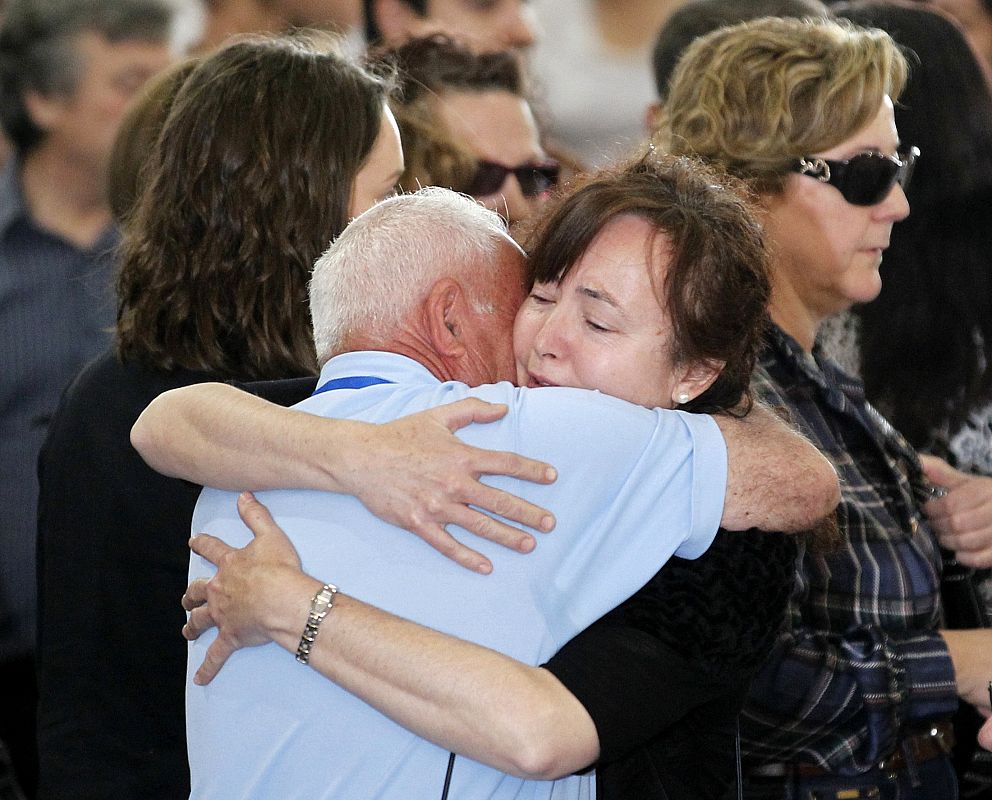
left=740, top=324, right=959, bottom=773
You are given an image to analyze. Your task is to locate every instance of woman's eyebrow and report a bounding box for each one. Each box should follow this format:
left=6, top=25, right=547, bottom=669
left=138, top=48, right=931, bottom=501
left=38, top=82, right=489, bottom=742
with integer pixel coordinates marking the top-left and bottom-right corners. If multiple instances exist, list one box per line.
left=579, top=285, right=622, bottom=311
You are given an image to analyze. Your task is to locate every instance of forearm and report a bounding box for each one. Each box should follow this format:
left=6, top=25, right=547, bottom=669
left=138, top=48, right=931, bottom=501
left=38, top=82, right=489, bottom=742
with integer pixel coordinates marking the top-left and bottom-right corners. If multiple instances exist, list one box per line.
left=256, top=569, right=599, bottom=779
left=132, top=383, right=367, bottom=490
left=715, top=402, right=840, bottom=532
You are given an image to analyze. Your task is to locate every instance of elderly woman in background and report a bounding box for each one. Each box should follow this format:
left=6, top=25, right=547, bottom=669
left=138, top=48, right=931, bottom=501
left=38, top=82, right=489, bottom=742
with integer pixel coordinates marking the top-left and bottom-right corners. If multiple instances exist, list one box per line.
left=375, top=33, right=557, bottom=227
left=657, top=15, right=992, bottom=798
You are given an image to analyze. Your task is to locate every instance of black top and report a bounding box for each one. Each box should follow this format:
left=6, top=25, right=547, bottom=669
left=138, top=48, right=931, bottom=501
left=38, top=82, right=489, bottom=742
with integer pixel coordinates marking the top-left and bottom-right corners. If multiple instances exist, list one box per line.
left=544, top=527, right=798, bottom=800
left=35, top=354, right=314, bottom=799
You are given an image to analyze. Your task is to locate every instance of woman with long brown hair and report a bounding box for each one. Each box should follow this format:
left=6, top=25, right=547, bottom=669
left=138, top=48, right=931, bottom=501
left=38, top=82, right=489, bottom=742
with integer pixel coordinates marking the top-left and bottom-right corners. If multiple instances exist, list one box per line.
left=34, top=34, right=408, bottom=797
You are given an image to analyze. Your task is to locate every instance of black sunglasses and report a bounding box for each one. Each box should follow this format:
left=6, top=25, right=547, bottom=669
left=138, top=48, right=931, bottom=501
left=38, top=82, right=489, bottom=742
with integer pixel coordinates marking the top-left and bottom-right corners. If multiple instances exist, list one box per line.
left=462, top=159, right=560, bottom=198
left=791, top=146, right=920, bottom=206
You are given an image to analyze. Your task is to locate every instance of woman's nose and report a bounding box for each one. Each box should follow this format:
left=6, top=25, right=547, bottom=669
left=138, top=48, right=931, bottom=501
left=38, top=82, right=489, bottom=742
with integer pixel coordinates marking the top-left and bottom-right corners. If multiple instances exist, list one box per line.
left=876, top=180, right=910, bottom=222
left=532, top=308, right=567, bottom=359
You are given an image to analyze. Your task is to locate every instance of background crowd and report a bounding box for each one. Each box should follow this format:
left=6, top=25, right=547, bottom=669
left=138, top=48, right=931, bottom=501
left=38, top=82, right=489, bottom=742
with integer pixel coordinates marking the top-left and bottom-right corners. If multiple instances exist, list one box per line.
left=3, top=0, right=992, bottom=799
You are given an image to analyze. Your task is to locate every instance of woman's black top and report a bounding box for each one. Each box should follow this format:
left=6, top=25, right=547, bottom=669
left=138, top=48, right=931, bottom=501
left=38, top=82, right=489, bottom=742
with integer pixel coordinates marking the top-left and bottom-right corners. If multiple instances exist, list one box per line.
left=544, top=527, right=798, bottom=800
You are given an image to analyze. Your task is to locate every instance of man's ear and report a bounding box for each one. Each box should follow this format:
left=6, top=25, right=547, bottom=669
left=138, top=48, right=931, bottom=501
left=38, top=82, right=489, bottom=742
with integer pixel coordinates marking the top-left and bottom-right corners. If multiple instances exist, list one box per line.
left=373, top=0, right=428, bottom=44
left=24, top=90, right=65, bottom=134
left=672, top=359, right=725, bottom=406
left=424, top=278, right=470, bottom=358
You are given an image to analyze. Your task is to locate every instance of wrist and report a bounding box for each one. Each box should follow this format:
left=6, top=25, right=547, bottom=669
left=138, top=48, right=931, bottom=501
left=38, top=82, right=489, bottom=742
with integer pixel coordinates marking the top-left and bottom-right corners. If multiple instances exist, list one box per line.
left=266, top=570, right=325, bottom=648
left=316, top=417, right=369, bottom=493
left=296, top=582, right=339, bottom=664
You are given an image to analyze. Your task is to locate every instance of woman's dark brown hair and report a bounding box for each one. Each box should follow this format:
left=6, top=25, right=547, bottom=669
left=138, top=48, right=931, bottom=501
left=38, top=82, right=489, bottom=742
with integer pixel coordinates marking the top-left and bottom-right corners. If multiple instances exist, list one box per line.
left=116, top=34, right=391, bottom=380
left=525, top=153, right=771, bottom=415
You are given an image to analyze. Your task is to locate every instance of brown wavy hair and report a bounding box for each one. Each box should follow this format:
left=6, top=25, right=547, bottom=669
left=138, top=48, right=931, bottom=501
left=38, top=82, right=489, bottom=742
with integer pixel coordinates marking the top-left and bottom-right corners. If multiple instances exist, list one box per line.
left=369, top=34, right=524, bottom=194
left=659, top=17, right=908, bottom=195
left=116, top=34, right=392, bottom=379
left=523, top=153, right=770, bottom=415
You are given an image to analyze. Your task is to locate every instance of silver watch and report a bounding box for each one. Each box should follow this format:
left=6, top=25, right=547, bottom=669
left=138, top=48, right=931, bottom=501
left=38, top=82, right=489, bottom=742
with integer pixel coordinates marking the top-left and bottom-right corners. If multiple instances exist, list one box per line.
left=295, top=583, right=338, bottom=665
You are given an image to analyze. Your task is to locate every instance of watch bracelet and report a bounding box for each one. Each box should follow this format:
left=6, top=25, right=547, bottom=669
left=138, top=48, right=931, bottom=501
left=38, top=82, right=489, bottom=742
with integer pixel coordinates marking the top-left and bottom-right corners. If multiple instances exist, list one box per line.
left=295, top=583, right=338, bottom=665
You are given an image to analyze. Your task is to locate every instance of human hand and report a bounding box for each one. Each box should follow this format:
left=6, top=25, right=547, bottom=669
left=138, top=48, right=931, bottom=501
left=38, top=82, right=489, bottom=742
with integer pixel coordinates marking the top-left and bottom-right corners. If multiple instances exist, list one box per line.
left=921, top=455, right=992, bottom=568
left=341, top=398, right=558, bottom=574
left=980, top=714, right=992, bottom=752
left=939, top=629, right=992, bottom=713
left=183, top=492, right=316, bottom=685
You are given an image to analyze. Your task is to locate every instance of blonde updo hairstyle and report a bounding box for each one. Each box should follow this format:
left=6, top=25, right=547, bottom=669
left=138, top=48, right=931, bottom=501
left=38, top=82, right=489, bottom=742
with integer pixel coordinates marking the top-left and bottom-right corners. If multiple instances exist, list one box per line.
left=660, top=17, right=908, bottom=195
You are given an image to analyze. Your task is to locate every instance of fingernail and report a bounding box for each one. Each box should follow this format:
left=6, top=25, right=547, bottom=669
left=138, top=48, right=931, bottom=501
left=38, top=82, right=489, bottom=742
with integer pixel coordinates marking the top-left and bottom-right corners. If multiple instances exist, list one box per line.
left=477, top=561, right=493, bottom=575
left=540, top=515, right=555, bottom=532
left=545, top=467, right=558, bottom=482
left=519, top=537, right=536, bottom=553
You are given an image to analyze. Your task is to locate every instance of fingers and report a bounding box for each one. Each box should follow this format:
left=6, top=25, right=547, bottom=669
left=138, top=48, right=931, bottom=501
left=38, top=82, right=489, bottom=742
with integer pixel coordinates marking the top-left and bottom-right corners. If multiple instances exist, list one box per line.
left=189, top=533, right=232, bottom=564
left=463, top=481, right=553, bottom=534
left=920, top=454, right=968, bottom=489
left=980, top=717, right=992, bottom=752
left=942, top=539, right=992, bottom=569
left=407, top=519, right=494, bottom=574
left=193, top=636, right=236, bottom=686
left=445, top=503, right=537, bottom=554
left=183, top=604, right=217, bottom=641
left=237, top=491, right=284, bottom=539
left=431, top=401, right=559, bottom=486
left=473, top=447, right=558, bottom=489
left=433, top=398, right=510, bottom=430
left=182, top=578, right=210, bottom=611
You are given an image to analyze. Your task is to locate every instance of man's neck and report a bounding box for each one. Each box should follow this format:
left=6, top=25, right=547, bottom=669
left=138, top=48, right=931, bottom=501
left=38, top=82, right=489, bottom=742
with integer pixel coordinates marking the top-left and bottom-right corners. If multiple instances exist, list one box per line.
left=341, top=333, right=463, bottom=385
left=21, top=144, right=111, bottom=249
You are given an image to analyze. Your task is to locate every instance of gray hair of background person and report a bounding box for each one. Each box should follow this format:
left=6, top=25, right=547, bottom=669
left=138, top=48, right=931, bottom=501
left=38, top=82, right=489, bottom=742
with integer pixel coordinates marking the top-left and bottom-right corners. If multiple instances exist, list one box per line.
left=0, top=0, right=174, bottom=154
left=651, top=0, right=831, bottom=102
left=310, top=187, right=519, bottom=362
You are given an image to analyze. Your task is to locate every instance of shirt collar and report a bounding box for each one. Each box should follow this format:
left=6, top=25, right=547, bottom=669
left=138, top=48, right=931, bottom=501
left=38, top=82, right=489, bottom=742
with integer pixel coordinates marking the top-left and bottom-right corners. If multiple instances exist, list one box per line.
left=765, top=322, right=867, bottom=405
left=318, top=351, right=442, bottom=388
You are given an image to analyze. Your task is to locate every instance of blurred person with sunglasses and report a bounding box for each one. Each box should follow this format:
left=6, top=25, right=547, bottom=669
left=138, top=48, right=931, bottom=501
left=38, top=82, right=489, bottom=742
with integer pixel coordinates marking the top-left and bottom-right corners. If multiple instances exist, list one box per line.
left=656, top=15, right=992, bottom=798
left=361, top=0, right=536, bottom=53
left=372, top=34, right=555, bottom=227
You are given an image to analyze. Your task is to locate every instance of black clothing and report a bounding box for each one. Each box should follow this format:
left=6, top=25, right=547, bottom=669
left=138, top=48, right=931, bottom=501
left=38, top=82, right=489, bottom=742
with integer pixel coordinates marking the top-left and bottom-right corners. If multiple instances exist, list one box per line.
left=35, top=353, right=313, bottom=799
left=544, top=528, right=797, bottom=800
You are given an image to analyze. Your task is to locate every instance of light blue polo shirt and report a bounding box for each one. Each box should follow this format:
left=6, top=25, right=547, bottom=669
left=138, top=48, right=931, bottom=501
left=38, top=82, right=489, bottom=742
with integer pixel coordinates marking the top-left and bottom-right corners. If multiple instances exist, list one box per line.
left=187, top=351, right=728, bottom=800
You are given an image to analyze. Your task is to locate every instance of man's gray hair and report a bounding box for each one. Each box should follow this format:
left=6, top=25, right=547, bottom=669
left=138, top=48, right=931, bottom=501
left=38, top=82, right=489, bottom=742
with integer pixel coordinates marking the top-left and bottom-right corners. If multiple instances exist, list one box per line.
left=0, top=0, right=175, bottom=152
left=310, top=187, right=519, bottom=362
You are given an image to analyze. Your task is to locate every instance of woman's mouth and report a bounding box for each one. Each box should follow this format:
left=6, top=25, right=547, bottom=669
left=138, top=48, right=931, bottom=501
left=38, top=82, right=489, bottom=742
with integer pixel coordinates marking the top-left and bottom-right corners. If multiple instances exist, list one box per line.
left=526, top=372, right=557, bottom=388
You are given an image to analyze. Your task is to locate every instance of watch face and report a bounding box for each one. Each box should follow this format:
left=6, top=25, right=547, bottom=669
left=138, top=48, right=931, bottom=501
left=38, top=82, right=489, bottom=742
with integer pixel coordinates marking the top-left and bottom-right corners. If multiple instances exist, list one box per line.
left=312, top=585, right=337, bottom=617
